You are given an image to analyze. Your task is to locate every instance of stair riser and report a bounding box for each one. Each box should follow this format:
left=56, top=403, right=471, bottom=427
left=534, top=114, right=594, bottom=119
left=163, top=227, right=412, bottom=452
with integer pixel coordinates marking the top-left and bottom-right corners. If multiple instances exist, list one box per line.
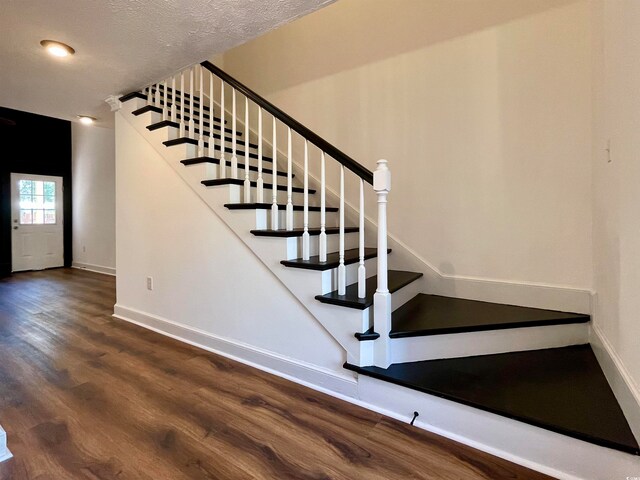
left=202, top=184, right=318, bottom=207
left=319, top=258, right=379, bottom=295
left=165, top=126, right=256, bottom=150
left=282, top=233, right=359, bottom=260
left=183, top=163, right=285, bottom=185
left=386, top=322, right=589, bottom=364
left=258, top=209, right=341, bottom=230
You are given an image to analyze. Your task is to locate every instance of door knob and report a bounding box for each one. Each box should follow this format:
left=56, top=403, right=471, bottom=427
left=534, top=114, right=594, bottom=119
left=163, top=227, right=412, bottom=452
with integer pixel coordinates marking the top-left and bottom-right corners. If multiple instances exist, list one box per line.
left=13, top=226, right=18, bottom=230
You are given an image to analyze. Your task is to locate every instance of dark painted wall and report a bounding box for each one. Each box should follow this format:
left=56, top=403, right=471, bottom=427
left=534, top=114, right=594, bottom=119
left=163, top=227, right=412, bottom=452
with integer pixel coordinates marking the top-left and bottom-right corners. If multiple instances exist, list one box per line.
left=0, top=106, right=72, bottom=276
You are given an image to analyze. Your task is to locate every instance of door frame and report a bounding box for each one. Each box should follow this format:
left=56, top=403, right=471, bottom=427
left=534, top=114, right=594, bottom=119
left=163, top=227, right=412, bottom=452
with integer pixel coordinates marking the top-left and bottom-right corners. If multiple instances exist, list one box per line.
left=10, top=172, right=64, bottom=272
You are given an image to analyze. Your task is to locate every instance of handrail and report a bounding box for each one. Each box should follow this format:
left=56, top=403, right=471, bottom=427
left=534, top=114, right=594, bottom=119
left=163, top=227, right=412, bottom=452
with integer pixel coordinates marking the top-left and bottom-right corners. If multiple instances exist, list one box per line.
left=201, top=61, right=374, bottom=185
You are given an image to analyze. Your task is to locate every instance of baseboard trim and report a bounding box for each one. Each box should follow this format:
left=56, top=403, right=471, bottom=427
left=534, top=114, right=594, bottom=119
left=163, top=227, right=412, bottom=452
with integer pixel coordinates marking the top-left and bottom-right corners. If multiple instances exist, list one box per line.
left=591, top=323, right=640, bottom=444
left=0, top=450, right=12, bottom=464
left=0, top=425, right=11, bottom=464
left=72, top=262, right=116, bottom=276
left=112, top=304, right=357, bottom=397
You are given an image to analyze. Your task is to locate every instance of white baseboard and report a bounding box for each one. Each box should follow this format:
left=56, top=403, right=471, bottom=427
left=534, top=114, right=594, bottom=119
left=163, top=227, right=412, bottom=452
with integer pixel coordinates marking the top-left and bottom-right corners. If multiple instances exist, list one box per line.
left=72, top=262, right=116, bottom=276
left=112, top=304, right=358, bottom=397
left=590, top=323, right=640, bottom=444
left=0, top=425, right=11, bottom=464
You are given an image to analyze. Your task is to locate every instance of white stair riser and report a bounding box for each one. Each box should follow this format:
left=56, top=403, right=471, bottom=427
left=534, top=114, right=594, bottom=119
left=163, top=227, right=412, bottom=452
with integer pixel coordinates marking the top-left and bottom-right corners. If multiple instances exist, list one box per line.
left=387, top=322, right=589, bottom=364
left=279, top=233, right=359, bottom=260
left=184, top=163, right=288, bottom=185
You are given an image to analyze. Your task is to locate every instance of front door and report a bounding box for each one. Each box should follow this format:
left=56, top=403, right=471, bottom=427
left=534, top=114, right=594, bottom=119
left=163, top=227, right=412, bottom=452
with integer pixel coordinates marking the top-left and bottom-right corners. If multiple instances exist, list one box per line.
left=11, top=173, right=64, bottom=272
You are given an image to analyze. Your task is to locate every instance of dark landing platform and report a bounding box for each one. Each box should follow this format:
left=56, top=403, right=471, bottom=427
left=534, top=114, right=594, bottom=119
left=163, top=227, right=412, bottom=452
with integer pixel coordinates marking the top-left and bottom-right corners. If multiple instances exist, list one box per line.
left=390, top=294, right=590, bottom=338
left=346, top=345, right=639, bottom=455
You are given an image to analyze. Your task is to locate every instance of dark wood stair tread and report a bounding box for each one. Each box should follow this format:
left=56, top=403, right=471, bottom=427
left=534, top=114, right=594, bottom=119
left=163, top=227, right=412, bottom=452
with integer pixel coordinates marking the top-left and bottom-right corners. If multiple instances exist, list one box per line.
left=390, top=294, right=590, bottom=338
left=225, top=203, right=339, bottom=213
left=316, top=270, right=423, bottom=310
left=355, top=328, right=380, bottom=341
left=281, top=248, right=390, bottom=271
left=202, top=178, right=315, bottom=194
left=164, top=138, right=274, bottom=163
left=147, top=119, right=238, bottom=137
left=120, top=91, right=146, bottom=102
left=345, top=345, right=640, bottom=455
left=250, top=227, right=359, bottom=238
left=181, top=157, right=289, bottom=178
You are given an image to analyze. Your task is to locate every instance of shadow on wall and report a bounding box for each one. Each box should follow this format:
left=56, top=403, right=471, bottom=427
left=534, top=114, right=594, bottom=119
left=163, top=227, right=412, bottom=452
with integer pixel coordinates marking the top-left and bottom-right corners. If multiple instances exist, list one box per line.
left=223, top=0, right=582, bottom=95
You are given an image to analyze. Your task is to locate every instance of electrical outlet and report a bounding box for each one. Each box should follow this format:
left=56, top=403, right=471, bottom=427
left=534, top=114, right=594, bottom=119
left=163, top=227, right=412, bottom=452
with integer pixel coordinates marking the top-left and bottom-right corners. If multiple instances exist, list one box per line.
left=82, top=245, right=86, bottom=253
left=146, top=276, right=153, bottom=291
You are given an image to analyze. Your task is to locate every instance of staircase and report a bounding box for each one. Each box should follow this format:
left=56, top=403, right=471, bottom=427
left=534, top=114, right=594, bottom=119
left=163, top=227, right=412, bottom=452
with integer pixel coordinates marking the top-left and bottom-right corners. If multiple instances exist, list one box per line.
left=117, top=61, right=640, bottom=478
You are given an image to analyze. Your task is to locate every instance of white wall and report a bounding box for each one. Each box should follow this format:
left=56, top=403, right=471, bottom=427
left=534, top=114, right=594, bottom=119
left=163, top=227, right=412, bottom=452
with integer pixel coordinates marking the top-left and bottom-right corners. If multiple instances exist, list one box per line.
left=114, top=113, right=346, bottom=380
left=72, top=123, right=116, bottom=275
left=591, top=0, right=640, bottom=421
left=221, top=0, right=593, bottom=291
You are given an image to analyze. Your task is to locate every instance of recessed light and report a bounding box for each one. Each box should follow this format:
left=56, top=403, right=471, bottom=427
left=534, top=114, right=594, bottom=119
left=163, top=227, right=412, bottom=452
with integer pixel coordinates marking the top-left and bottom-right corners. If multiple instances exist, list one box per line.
left=40, top=40, right=75, bottom=58
left=77, top=116, right=95, bottom=125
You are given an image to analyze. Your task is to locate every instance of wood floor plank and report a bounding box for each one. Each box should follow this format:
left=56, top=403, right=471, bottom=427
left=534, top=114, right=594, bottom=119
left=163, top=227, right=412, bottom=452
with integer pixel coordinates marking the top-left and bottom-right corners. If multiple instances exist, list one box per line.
left=0, top=268, right=552, bottom=479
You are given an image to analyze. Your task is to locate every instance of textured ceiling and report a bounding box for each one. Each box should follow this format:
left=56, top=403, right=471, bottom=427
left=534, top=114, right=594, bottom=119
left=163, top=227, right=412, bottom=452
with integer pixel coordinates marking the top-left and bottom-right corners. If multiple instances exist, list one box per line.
left=0, top=0, right=334, bottom=126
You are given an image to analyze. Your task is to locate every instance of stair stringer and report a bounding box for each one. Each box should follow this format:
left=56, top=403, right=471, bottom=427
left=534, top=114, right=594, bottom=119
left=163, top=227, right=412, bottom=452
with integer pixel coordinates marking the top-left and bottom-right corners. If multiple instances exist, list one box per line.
left=119, top=98, right=381, bottom=366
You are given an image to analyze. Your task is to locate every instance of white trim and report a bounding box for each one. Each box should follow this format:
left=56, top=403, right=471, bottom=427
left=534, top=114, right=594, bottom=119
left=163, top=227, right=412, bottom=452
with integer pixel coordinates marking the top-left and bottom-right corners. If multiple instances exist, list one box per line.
left=590, top=322, right=640, bottom=443
left=0, top=425, right=11, bottom=464
left=0, top=450, right=12, bottom=464
left=72, top=262, right=116, bottom=276
left=112, top=304, right=357, bottom=397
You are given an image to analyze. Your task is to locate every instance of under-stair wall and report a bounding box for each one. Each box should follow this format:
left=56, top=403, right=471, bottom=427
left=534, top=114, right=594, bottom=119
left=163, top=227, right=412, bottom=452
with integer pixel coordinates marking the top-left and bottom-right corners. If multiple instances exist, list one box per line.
left=114, top=113, right=356, bottom=395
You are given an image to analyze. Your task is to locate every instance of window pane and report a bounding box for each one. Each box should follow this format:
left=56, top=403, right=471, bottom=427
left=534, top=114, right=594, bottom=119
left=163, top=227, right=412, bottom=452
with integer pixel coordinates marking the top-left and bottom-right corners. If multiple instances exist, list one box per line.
left=19, top=180, right=33, bottom=195
left=20, top=194, right=33, bottom=209
left=44, top=195, right=55, bottom=209
left=20, top=210, right=33, bottom=224
left=43, top=182, right=55, bottom=196
left=44, top=210, right=56, bottom=224
left=34, top=181, right=44, bottom=196
left=32, top=195, right=44, bottom=208
left=33, top=209, right=44, bottom=224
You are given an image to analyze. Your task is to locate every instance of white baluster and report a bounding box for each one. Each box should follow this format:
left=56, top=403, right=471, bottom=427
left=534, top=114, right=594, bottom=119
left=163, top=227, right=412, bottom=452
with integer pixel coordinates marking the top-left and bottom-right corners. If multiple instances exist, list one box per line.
left=154, top=83, right=160, bottom=109
left=208, top=71, right=215, bottom=159
left=162, top=81, right=168, bottom=120
left=286, top=127, right=293, bottom=231
left=358, top=178, right=366, bottom=298
left=170, top=76, right=177, bottom=123
left=271, top=117, right=279, bottom=230
left=146, top=84, right=152, bottom=105
left=219, top=79, right=226, bottom=177
left=338, top=165, right=346, bottom=294
left=179, top=72, right=185, bottom=137
left=198, top=66, right=204, bottom=156
left=231, top=88, right=238, bottom=178
left=257, top=107, right=264, bottom=203
left=373, top=159, right=391, bottom=368
left=188, top=68, right=195, bottom=139
left=244, top=97, right=251, bottom=203
left=319, top=152, right=327, bottom=262
left=302, top=140, right=310, bottom=260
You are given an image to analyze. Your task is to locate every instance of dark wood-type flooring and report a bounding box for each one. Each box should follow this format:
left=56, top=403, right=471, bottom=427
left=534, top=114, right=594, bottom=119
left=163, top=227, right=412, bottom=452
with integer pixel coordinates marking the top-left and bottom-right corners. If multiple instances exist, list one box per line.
left=0, top=268, right=552, bottom=479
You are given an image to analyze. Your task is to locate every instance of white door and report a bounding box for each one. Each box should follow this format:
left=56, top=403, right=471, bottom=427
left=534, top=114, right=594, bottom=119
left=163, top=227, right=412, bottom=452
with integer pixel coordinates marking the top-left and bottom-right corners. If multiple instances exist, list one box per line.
left=11, top=173, right=64, bottom=272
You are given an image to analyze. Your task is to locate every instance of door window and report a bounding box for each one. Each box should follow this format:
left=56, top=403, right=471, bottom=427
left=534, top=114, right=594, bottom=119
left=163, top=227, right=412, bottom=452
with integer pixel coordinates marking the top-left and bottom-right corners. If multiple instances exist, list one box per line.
left=19, top=180, right=56, bottom=225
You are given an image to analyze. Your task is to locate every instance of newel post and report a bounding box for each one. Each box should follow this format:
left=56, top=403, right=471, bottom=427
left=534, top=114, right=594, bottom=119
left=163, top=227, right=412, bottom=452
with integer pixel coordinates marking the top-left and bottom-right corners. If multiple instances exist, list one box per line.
left=373, top=159, right=391, bottom=368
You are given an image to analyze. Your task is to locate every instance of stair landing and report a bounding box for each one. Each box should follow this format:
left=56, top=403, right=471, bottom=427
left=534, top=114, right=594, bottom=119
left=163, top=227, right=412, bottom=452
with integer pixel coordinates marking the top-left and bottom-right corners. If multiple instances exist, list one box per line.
left=346, top=345, right=640, bottom=455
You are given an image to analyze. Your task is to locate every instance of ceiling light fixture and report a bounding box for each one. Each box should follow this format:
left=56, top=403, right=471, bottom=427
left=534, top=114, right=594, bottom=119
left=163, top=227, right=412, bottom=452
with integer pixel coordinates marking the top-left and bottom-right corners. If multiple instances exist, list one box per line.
left=40, top=40, right=75, bottom=58
left=77, top=116, right=95, bottom=125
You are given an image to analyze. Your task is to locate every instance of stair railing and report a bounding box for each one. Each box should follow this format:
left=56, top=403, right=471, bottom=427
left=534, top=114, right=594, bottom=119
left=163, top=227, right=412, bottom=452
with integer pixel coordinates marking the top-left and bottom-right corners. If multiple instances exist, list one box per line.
left=143, top=63, right=392, bottom=368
